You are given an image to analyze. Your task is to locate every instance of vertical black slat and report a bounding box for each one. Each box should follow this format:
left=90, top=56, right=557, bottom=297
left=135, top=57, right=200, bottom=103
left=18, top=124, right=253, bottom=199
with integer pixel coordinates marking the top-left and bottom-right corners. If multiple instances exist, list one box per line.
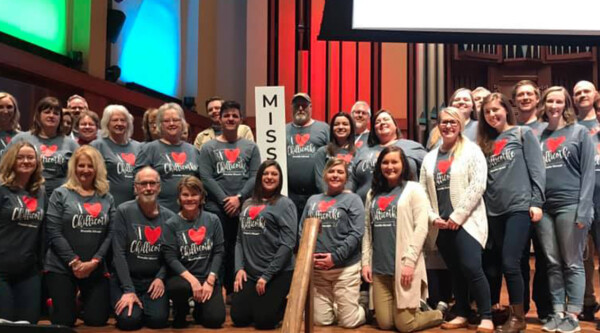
left=325, top=41, right=330, bottom=120
left=306, top=0, right=312, bottom=95
left=339, top=41, right=343, bottom=113
left=355, top=41, right=359, bottom=102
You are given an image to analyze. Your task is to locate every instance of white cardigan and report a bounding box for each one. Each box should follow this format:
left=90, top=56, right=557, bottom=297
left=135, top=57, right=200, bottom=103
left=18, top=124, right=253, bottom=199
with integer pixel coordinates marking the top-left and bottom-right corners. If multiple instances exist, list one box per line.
left=420, top=139, right=488, bottom=248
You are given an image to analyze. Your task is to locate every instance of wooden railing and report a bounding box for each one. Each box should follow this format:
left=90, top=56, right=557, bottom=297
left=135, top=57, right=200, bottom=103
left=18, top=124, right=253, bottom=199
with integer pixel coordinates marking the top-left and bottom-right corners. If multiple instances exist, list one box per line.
left=281, top=218, right=320, bottom=333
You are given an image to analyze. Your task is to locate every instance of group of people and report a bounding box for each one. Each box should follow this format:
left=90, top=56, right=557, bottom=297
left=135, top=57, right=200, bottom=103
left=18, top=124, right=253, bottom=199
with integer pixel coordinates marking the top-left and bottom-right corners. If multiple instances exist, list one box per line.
left=0, top=79, right=599, bottom=333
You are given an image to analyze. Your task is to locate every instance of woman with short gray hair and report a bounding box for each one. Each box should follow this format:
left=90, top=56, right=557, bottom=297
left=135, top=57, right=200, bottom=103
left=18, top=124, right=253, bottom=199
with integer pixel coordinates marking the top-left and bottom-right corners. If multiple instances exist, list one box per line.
left=91, top=104, right=141, bottom=206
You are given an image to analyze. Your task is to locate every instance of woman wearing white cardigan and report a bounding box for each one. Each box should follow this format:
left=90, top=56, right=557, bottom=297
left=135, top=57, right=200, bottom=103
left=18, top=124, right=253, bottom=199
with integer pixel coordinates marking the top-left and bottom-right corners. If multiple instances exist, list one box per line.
left=362, top=145, right=444, bottom=332
left=420, top=107, right=493, bottom=333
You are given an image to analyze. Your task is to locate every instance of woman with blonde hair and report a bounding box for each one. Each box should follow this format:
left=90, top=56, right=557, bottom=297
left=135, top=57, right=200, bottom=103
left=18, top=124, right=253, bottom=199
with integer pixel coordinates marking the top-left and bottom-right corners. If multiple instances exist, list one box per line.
left=91, top=104, right=141, bottom=206
left=301, top=158, right=366, bottom=328
left=362, top=145, right=444, bottom=332
left=535, top=86, right=595, bottom=333
left=44, top=145, right=115, bottom=327
left=0, top=92, right=21, bottom=155
left=420, top=107, right=493, bottom=333
left=74, top=110, right=100, bottom=145
left=0, top=142, right=45, bottom=323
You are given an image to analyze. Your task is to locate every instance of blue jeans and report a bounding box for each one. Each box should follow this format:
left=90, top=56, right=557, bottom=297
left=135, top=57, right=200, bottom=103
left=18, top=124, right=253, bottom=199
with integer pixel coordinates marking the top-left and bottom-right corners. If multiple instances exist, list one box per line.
left=536, top=204, right=587, bottom=313
left=483, top=211, right=531, bottom=305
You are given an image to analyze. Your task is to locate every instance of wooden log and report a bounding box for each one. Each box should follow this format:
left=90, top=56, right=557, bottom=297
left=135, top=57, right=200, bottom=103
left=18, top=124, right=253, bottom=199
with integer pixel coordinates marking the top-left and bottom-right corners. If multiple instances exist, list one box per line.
left=281, top=218, right=320, bottom=333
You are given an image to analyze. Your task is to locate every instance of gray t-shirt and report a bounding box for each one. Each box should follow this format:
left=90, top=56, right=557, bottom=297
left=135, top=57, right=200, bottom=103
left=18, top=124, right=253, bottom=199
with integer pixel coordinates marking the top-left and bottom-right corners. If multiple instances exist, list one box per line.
left=541, top=124, right=595, bottom=225
left=300, top=192, right=364, bottom=268
left=520, top=120, right=548, bottom=140
left=285, top=121, right=329, bottom=195
left=435, top=150, right=454, bottom=219
left=198, top=138, right=260, bottom=212
left=9, top=132, right=79, bottom=198
left=369, top=185, right=404, bottom=276
left=578, top=118, right=600, bottom=135
left=235, top=197, right=297, bottom=281
left=0, top=130, right=18, bottom=156
left=485, top=127, right=545, bottom=216
left=134, top=140, right=200, bottom=213
left=355, top=131, right=369, bottom=151
left=91, top=137, right=142, bottom=207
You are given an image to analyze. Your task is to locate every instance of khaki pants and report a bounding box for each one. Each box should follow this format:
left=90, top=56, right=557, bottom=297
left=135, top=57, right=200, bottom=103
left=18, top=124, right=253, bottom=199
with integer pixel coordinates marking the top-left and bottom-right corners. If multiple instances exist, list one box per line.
left=373, top=274, right=443, bottom=332
left=313, top=262, right=366, bottom=328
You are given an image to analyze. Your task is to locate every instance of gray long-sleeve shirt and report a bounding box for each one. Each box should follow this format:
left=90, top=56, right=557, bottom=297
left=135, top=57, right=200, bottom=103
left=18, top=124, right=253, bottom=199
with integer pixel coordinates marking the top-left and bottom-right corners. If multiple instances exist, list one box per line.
left=44, top=187, right=115, bottom=275
left=91, top=137, right=142, bottom=207
left=485, top=126, right=546, bottom=216
left=313, top=146, right=356, bottom=193
left=541, top=124, right=595, bottom=225
left=8, top=132, right=79, bottom=198
left=300, top=192, right=364, bottom=268
left=285, top=121, right=329, bottom=195
left=162, top=212, right=224, bottom=280
left=198, top=138, right=260, bottom=212
left=235, top=197, right=297, bottom=281
left=110, top=200, right=175, bottom=293
left=134, top=140, right=200, bottom=213
left=350, top=139, right=426, bottom=202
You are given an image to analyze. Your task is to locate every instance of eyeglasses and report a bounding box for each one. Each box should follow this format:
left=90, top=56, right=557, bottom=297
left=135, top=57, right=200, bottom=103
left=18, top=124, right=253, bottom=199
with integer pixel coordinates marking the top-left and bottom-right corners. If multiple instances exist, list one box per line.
left=135, top=181, right=160, bottom=188
left=440, top=120, right=459, bottom=127
left=352, top=110, right=368, bottom=116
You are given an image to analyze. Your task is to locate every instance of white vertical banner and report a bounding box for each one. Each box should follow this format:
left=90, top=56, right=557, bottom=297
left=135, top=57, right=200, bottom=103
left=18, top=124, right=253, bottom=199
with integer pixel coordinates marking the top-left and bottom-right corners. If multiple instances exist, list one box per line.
left=255, top=86, right=288, bottom=195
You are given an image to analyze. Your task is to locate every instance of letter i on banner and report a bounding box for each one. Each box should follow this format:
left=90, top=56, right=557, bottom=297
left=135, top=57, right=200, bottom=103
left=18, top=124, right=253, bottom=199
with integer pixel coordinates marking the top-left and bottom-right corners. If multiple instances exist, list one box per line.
left=255, top=86, right=288, bottom=195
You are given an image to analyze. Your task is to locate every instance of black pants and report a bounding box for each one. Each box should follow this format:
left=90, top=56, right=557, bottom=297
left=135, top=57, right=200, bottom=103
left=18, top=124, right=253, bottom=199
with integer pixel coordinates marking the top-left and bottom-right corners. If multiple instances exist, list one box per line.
left=231, top=271, right=293, bottom=329
left=206, top=204, right=238, bottom=295
left=483, top=211, right=530, bottom=305
left=46, top=271, right=110, bottom=327
left=521, top=224, right=552, bottom=318
left=426, top=269, right=453, bottom=308
left=109, top=276, right=169, bottom=330
left=437, top=228, right=492, bottom=320
left=0, top=270, right=41, bottom=323
left=166, top=275, right=225, bottom=328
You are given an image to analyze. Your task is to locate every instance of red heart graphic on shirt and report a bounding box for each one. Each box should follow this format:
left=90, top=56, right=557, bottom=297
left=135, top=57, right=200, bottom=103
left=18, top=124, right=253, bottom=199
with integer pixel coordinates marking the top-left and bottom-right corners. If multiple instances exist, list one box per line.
left=40, top=144, right=57, bottom=157
left=120, top=153, right=135, bottom=166
left=171, top=152, right=187, bottom=165
left=336, top=153, right=353, bottom=163
left=188, top=226, right=206, bottom=245
left=224, top=148, right=240, bottom=163
left=4, top=136, right=11, bottom=144
left=295, top=133, right=310, bottom=147
left=546, top=136, right=565, bottom=153
left=591, top=126, right=600, bottom=136
left=596, top=143, right=600, bottom=155
left=22, top=196, right=38, bottom=212
left=318, top=199, right=336, bottom=212
left=83, top=203, right=102, bottom=218
left=493, top=139, right=508, bottom=156
left=356, top=140, right=363, bottom=148
left=248, top=205, right=266, bottom=219
left=437, top=157, right=453, bottom=174
left=144, top=226, right=161, bottom=245
left=378, top=195, right=396, bottom=211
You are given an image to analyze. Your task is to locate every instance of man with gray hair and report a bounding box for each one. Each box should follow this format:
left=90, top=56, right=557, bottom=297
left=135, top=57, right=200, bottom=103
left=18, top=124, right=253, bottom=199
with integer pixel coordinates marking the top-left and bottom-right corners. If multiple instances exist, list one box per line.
left=351, top=101, right=371, bottom=150
left=110, top=166, right=175, bottom=330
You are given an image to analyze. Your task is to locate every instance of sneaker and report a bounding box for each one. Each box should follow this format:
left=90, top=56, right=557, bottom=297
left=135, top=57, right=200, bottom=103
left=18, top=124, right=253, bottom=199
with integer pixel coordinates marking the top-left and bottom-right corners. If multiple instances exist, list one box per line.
left=359, top=300, right=373, bottom=324
left=542, top=313, right=563, bottom=332
left=420, top=299, right=433, bottom=312
left=578, top=303, right=599, bottom=322
left=556, top=316, right=581, bottom=333
left=436, top=301, right=449, bottom=317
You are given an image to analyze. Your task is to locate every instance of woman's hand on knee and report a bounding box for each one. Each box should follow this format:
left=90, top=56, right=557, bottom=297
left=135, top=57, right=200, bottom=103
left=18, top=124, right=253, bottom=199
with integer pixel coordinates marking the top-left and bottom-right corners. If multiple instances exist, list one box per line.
left=400, top=265, right=414, bottom=287
left=234, top=269, right=247, bottom=293
left=361, top=265, right=373, bottom=283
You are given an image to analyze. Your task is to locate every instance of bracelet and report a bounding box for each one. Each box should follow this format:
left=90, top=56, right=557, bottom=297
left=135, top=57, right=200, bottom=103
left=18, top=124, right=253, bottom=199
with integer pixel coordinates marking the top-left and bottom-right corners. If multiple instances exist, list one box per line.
left=206, top=280, right=214, bottom=287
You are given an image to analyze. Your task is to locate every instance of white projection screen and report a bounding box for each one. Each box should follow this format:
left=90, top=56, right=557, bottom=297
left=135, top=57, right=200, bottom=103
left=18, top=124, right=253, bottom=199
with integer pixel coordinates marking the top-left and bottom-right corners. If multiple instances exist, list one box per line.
left=353, top=0, right=600, bottom=36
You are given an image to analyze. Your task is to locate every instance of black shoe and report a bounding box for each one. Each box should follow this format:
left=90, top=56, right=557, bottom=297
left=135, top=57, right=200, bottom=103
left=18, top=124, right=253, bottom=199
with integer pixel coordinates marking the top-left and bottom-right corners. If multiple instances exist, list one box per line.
left=172, top=317, right=189, bottom=329
left=467, top=311, right=481, bottom=329
left=596, top=319, right=600, bottom=330
left=492, top=306, right=509, bottom=326
left=578, top=302, right=599, bottom=322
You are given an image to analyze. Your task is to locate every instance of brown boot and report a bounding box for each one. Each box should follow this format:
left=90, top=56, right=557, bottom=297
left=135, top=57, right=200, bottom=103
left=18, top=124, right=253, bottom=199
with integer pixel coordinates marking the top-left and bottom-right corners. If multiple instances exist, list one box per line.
left=495, top=304, right=526, bottom=333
